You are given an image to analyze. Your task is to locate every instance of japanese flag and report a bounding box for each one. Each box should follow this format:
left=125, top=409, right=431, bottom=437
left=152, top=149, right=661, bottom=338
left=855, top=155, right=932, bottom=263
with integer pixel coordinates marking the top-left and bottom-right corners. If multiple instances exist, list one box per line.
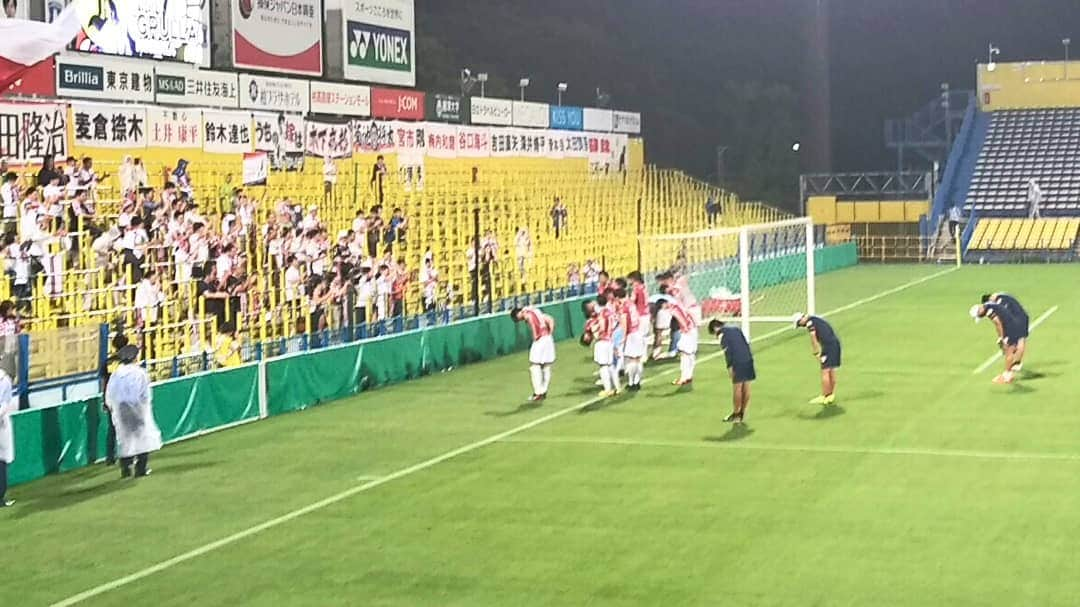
left=0, top=0, right=86, bottom=91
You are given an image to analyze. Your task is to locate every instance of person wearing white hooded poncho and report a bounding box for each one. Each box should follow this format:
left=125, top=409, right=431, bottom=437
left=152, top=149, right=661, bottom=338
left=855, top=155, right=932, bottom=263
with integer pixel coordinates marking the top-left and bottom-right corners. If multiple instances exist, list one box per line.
left=0, top=369, right=15, bottom=506
left=105, top=345, right=161, bottom=478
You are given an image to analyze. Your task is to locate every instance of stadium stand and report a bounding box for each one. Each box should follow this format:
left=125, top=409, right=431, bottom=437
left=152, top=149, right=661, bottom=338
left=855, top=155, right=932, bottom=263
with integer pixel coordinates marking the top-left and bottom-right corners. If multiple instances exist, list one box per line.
left=964, top=109, right=1080, bottom=217
left=967, top=217, right=1079, bottom=260
left=3, top=155, right=785, bottom=383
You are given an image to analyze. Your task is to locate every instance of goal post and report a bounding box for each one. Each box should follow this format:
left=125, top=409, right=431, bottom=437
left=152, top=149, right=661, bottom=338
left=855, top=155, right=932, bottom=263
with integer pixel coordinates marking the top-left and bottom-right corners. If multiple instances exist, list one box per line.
left=638, top=217, right=816, bottom=339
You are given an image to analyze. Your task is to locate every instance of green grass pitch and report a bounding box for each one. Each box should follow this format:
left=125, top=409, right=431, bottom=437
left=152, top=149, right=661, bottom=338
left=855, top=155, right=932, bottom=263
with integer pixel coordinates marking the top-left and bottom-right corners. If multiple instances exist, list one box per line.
left=6, top=263, right=1080, bottom=607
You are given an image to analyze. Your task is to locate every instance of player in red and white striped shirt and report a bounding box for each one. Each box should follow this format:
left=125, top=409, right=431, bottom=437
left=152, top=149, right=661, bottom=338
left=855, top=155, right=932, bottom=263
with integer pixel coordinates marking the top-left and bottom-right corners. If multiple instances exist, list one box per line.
left=510, top=306, right=556, bottom=401
left=654, top=288, right=699, bottom=386
left=614, top=287, right=646, bottom=390
left=660, top=271, right=701, bottom=314
left=582, top=296, right=621, bottom=397
left=627, top=271, right=651, bottom=362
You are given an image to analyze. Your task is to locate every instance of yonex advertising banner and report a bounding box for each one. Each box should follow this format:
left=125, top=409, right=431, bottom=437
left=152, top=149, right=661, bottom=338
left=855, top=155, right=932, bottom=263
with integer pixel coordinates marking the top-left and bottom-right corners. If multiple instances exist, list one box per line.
left=343, top=0, right=416, bottom=87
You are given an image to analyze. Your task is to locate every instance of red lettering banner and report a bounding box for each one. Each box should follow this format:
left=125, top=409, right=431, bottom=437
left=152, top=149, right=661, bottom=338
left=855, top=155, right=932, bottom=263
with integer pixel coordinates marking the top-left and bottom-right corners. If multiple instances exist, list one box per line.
left=371, top=87, right=425, bottom=120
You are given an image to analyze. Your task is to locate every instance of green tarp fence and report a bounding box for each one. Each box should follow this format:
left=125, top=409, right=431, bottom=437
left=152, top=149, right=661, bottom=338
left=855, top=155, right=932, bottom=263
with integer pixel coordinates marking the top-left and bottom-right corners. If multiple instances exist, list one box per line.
left=9, top=297, right=589, bottom=486
left=9, top=245, right=854, bottom=488
left=10, top=365, right=260, bottom=485
left=265, top=297, right=588, bottom=416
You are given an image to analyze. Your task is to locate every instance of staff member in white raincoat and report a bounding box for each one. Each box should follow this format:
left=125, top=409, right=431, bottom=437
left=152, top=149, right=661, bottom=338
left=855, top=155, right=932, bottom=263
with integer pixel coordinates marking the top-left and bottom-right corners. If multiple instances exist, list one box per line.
left=0, top=369, right=16, bottom=506
left=105, top=345, right=161, bottom=479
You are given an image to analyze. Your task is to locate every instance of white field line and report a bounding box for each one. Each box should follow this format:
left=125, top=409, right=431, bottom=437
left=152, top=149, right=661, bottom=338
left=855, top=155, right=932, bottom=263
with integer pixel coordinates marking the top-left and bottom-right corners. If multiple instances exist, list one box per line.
left=500, top=435, right=1080, bottom=463
left=50, top=266, right=955, bottom=607
left=973, top=305, right=1058, bottom=375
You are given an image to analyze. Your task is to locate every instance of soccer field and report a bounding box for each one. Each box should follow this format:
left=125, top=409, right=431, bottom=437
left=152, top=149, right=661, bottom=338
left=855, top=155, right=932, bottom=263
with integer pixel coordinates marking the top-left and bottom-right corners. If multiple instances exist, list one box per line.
left=6, top=263, right=1080, bottom=607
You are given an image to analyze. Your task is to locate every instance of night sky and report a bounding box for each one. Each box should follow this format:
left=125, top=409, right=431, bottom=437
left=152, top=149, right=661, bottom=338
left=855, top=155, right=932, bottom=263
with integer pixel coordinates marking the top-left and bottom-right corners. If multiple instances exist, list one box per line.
left=417, top=1, right=1080, bottom=193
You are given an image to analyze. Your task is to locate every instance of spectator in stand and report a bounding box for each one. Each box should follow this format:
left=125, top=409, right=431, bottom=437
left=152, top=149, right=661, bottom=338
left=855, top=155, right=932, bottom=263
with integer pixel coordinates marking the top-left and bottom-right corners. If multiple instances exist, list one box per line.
left=171, top=159, right=192, bottom=200
left=300, top=205, right=320, bottom=232
left=391, top=258, right=409, bottom=317
left=132, top=157, right=148, bottom=191
left=366, top=206, right=384, bottom=257
left=283, top=255, right=303, bottom=302
left=583, top=259, right=600, bottom=287
left=1, top=172, right=18, bottom=234
left=213, top=322, right=242, bottom=368
left=479, top=230, right=498, bottom=303
left=374, top=264, right=392, bottom=321
left=119, top=155, right=137, bottom=197
left=551, top=197, right=568, bottom=239
left=133, top=269, right=165, bottom=328
left=386, top=207, right=407, bottom=249
left=370, top=155, right=388, bottom=204
left=706, top=195, right=719, bottom=226
left=323, top=157, right=337, bottom=204
left=61, top=156, right=78, bottom=196
left=121, top=216, right=148, bottom=283
left=77, top=156, right=105, bottom=200
left=218, top=174, right=235, bottom=213
left=515, top=226, right=532, bottom=284
left=420, top=252, right=438, bottom=314
left=354, top=264, right=374, bottom=326
left=465, top=235, right=478, bottom=301
left=0, top=300, right=18, bottom=336
left=36, top=156, right=59, bottom=188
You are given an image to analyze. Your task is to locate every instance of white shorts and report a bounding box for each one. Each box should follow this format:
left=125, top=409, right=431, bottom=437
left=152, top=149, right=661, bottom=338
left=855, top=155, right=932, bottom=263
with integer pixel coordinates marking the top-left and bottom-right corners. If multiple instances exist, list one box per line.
left=677, top=328, right=699, bottom=355
left=690, top=305, right=703, bottom=325
left=655, top=309, right=672, bottom=330
left=622, top=332, right=646, bottom=358
left=593, top=339, right=615, bottom=366
left=636, top=315, right=651, bottom=338
left=529, top=335, right=556, bottom=365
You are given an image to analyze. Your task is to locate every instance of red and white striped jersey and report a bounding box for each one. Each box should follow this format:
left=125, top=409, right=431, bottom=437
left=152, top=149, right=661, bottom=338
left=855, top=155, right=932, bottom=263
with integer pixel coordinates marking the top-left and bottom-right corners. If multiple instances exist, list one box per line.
left=621, top=300, right=640, bottom=334
left=586, top=307, right=618, bottom=341
left=669, top=300, right=697, bottom=332
left=632, top=282, right=649, bottom=316
left=522, top=307, right=552, bottom=340
left=668, top=276, right=698, bottom=309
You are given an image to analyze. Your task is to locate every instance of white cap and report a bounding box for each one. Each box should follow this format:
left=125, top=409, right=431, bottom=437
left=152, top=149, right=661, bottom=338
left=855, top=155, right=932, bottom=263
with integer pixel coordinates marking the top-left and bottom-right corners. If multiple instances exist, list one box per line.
left=969, top=304, right=982, bottom=322
left=791, top=312, right=805, bottom=327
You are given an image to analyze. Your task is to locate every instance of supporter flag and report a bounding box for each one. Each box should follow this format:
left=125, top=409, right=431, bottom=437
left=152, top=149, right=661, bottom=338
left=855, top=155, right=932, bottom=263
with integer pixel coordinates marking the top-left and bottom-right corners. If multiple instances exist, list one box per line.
left=0, top=1, right=84, bottom=91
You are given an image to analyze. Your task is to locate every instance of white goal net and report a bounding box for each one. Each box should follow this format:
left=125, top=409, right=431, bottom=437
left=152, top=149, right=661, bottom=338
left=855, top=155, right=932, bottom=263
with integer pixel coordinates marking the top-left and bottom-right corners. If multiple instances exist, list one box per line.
left=638, top=217, right=816, bottom=339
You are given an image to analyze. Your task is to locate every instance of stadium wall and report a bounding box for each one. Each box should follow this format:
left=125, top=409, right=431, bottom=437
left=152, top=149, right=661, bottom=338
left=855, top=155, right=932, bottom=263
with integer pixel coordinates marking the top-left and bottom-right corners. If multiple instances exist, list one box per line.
left=978, top=61, right=1080, bottom=111
left=7, top=296, right=589, bottom=487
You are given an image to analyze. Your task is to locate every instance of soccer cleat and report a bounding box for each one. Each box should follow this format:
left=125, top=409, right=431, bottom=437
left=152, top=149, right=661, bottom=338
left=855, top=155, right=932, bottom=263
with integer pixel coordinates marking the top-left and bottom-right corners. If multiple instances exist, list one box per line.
left=992, top=374, right=1013, bottom=385
left=628, top=384, right=641, bottom=392
left=529, top=393, right=546, bottom=402
left=723, top=412, right=740, bottom=423
left=823, top=394, right=836, bottom=406
left=734, top=414, right=745, bottom=425
left=809, top=395, right=827, bottom=405
left=672, top=378, right=693, bottom=386
left=136, top=469, right=153, bottom=478
left=598, top=389, right=618, bottom=398
left=0, top=499, right=13, bottom=507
